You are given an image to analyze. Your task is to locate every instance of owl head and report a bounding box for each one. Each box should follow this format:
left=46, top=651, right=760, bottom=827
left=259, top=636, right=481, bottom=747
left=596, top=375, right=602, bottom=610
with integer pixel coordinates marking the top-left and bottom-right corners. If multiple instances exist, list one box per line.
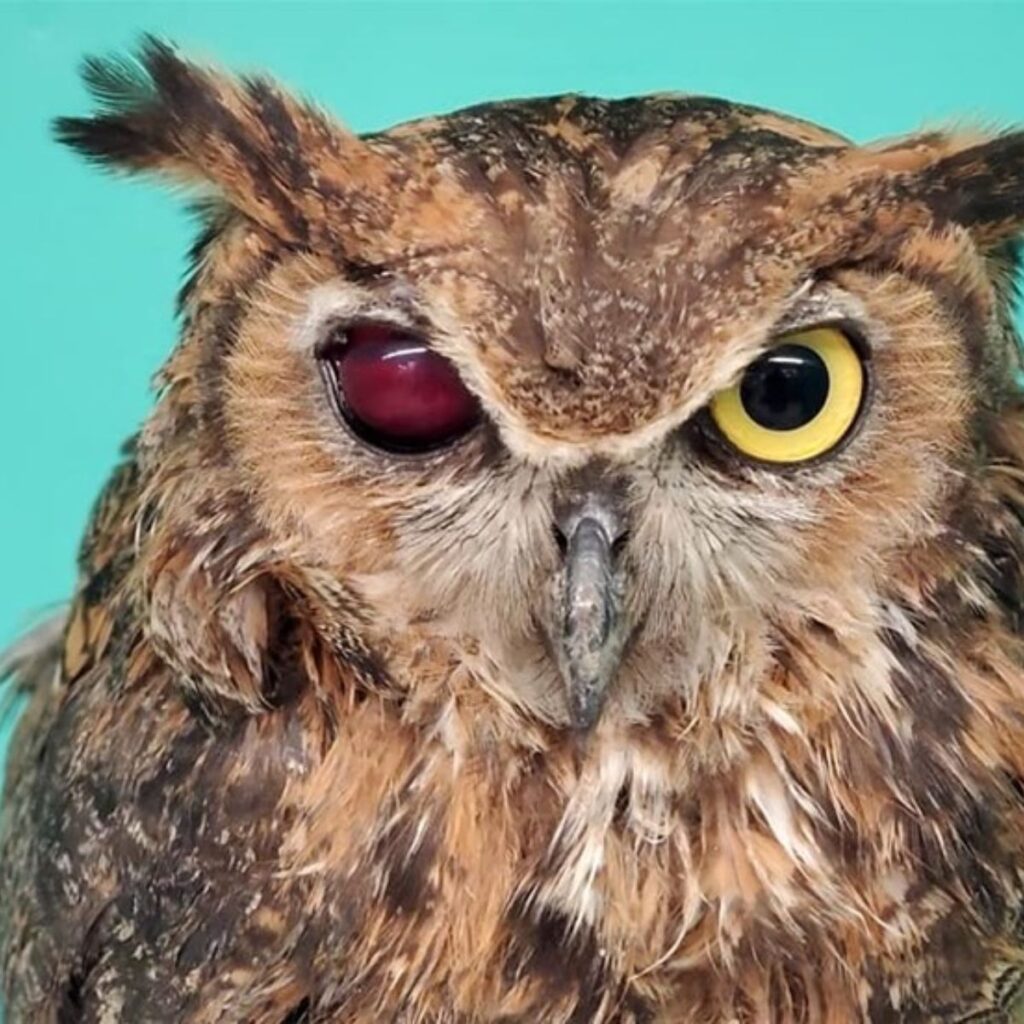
left=58, top=38, right=1024, bottom=752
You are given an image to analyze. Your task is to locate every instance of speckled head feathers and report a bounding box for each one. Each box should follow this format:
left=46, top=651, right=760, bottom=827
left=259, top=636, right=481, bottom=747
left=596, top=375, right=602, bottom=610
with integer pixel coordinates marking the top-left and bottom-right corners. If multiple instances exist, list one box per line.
left=55, top=36, right=1024, bottom=447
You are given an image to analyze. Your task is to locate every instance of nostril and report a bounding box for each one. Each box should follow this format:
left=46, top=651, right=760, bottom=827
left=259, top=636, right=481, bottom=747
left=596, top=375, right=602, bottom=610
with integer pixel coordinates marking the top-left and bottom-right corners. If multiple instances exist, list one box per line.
left=553, top=523, right=569, bottom=556
left=552, top=518, right=628, bottom=559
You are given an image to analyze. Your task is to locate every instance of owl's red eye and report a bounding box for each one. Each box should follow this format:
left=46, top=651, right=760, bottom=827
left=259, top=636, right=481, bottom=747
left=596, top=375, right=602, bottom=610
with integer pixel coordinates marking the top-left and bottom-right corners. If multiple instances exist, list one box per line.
left=320, top=322, right=481, bottom=453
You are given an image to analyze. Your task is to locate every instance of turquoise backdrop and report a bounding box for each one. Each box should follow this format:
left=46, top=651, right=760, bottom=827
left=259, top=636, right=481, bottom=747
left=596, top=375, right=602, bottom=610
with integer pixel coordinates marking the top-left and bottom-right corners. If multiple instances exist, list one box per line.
left=2, top=0, right=1024, bottom=960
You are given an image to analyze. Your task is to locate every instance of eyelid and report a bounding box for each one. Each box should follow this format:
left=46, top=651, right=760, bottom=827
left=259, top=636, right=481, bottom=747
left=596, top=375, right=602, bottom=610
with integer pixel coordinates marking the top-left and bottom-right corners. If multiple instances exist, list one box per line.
left=771, top=277, right=878, bottom=343
left=767, top=317, right=872, bottom=362
left=313, top=315, right=425, bottom=358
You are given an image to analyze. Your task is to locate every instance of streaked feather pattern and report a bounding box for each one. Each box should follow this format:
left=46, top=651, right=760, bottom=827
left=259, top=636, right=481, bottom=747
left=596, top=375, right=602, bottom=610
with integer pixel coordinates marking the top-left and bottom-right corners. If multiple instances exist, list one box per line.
left=5, top=37, right=1024, bottom=1022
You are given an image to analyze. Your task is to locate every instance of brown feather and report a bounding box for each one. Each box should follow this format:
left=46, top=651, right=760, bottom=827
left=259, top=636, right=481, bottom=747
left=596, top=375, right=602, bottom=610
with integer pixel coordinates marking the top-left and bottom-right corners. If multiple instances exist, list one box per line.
left=6, top=38, right=1024, bottom=1023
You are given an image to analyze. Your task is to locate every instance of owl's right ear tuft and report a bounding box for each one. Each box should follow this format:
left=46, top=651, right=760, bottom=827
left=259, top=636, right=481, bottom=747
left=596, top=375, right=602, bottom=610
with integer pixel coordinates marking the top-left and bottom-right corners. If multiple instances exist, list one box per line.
left=53, top=36, right=391, bottom=246
left=54, top=40, right=174, bottom=169
left=53, top=36, right=311, bottom=240
left=54, top=37, right=234, bottom=181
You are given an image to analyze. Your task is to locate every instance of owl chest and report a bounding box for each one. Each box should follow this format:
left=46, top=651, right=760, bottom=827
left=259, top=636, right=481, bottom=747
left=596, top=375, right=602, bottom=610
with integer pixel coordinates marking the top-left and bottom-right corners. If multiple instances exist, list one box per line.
left=21, top=668, right=1007, bottom=1023
left=263, top=722, right=872, bottom=1020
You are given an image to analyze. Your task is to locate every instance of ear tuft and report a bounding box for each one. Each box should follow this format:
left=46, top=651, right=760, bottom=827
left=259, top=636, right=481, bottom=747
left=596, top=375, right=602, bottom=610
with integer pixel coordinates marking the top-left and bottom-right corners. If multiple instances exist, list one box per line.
left=80, top=39, right=163, bottom=111
left=52, top=36, right=394, bottom=245
left=921, top=131, right=1024, bottom=245
left=54, top=37, right=189, bottom=173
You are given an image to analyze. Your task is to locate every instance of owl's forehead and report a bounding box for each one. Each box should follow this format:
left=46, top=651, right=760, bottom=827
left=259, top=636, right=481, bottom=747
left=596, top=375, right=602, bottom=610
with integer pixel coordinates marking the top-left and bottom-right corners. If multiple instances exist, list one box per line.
left=388, top=93, right=846, bottom=183
left=360, top=95, right=850, bottom=442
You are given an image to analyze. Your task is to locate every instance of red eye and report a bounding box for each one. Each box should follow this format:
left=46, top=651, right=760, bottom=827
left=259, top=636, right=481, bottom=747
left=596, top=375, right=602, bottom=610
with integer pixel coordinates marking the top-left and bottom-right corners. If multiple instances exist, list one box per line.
left=320, top=322, right=481, bottom=452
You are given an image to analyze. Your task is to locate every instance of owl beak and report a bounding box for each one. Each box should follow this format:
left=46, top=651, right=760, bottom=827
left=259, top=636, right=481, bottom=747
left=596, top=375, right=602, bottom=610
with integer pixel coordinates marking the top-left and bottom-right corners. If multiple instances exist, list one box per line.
left=556, top=506, right=627, bottom=732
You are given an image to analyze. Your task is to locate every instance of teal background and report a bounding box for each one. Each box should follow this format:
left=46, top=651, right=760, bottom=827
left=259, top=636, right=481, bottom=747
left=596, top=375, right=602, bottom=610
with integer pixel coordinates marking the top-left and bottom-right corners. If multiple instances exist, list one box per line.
left=1, top=2, right=1024, bottom=992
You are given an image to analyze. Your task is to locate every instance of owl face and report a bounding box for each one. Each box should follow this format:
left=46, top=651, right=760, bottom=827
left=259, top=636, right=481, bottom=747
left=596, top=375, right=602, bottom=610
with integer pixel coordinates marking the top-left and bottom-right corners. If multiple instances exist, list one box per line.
left=60, top=40, right=1024, bottom=737
left=224, top=241, right=971, bottom=734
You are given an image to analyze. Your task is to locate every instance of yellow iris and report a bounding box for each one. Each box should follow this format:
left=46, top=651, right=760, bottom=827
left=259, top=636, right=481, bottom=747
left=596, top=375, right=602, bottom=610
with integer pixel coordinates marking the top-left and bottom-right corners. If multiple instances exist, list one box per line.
left=709, top=327, right=865, bottom=464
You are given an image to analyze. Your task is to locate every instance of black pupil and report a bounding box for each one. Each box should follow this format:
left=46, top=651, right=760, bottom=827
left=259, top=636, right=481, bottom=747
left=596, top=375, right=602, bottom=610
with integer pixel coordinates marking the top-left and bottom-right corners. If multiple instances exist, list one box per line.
left=740, top=343, right=830, bottom=431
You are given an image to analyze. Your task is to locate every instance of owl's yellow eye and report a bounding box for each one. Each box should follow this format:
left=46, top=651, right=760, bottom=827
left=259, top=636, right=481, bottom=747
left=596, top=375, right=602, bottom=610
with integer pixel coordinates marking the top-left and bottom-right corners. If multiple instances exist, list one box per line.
left=708, top=327, right=865, bottom=464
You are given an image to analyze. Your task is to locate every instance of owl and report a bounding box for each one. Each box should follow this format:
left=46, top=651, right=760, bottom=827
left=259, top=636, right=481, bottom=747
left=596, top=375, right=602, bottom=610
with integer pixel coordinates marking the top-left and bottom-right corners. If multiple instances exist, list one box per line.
left=5, top=36, right=1024, bottom=1024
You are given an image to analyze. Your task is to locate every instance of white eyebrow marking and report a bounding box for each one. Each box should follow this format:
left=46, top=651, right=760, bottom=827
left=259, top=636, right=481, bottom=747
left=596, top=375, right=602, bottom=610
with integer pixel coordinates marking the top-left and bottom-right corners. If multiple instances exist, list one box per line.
left=290, top=281, right=421, bottom=352
left=774, top=281, right=879, bottom=347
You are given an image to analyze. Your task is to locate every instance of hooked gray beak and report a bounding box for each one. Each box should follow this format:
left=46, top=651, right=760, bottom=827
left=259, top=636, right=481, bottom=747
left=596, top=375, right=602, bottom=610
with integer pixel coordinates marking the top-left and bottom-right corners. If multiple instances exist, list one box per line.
left=555, top=502, right=627, bottom=731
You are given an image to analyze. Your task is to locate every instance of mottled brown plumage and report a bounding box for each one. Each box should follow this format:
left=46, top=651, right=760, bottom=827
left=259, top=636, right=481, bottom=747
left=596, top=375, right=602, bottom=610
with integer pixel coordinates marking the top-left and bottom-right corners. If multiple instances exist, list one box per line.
left=5, top=36, right=1024, bottom=1022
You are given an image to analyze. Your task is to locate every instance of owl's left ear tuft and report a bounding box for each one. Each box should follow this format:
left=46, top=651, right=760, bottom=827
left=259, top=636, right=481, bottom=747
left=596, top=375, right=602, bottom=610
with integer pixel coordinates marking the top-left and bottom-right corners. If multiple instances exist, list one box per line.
left=919, top=131, right=1024, bottom=246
